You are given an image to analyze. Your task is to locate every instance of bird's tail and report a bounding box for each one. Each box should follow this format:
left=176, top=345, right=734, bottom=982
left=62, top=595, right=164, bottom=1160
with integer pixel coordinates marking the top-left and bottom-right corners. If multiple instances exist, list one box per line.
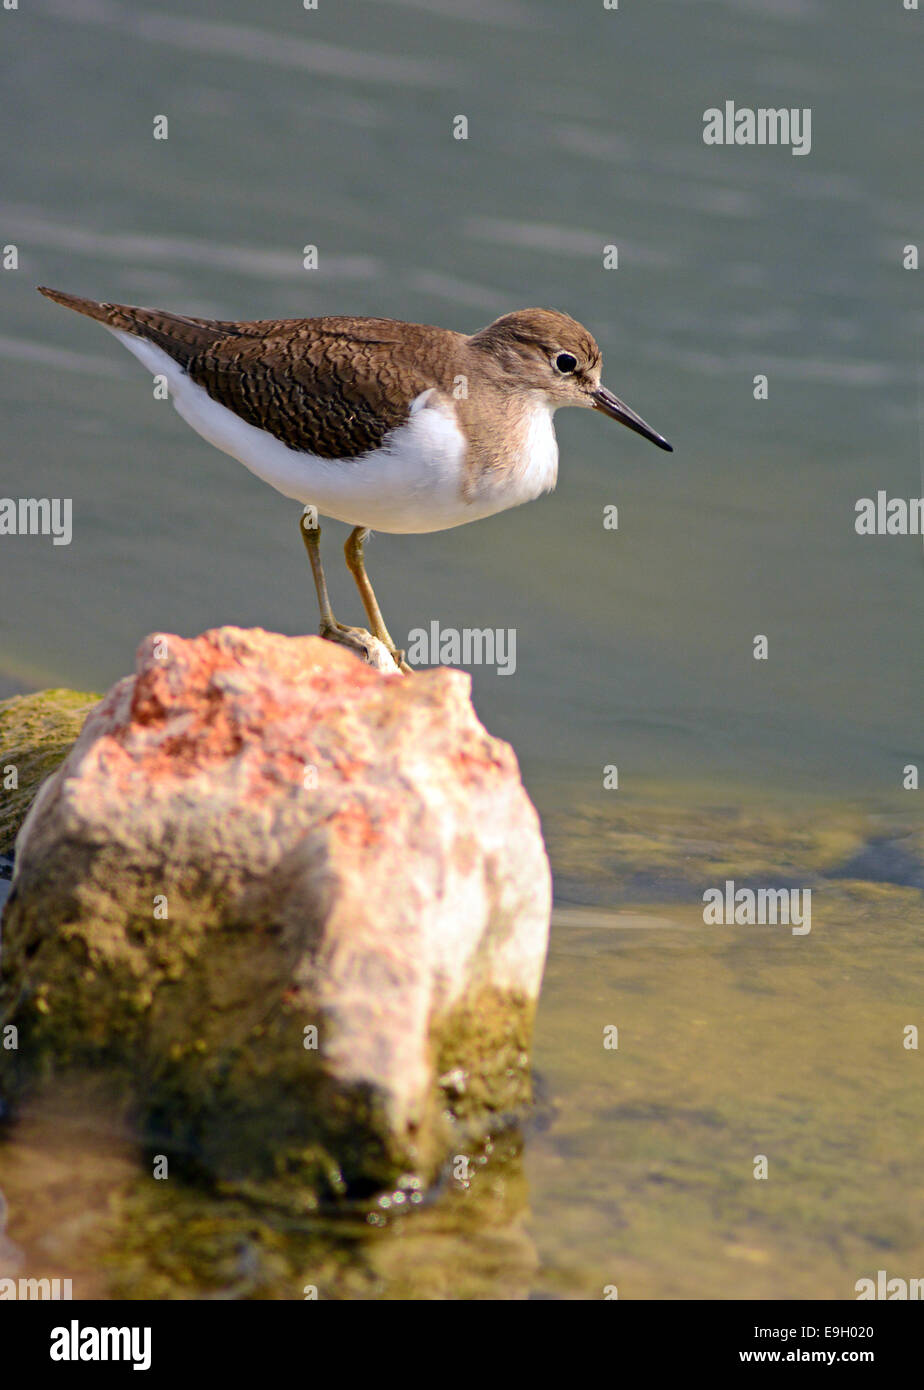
left=37, top=286, right=224, bottom=370
left=37, top=286, right=142, bottom=333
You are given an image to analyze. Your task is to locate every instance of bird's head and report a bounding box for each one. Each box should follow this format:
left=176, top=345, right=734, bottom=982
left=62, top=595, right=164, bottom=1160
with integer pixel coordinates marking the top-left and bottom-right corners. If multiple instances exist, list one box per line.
left=468, top=308, right=672, bottom=451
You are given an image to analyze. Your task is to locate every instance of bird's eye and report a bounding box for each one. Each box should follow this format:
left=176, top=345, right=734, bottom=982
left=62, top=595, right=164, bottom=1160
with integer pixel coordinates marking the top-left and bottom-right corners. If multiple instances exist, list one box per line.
left=555, top=352, right=578, bottom=374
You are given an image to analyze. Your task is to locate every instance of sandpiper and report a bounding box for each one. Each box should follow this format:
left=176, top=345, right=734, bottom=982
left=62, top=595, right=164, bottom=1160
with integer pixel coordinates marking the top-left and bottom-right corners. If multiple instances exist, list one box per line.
left=38, top=288, right=671, bottom=670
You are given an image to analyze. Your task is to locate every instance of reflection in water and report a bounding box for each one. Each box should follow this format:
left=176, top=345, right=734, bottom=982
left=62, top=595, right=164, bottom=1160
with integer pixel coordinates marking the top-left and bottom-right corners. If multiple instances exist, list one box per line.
left=0, top=1084, right=538, bottom=1300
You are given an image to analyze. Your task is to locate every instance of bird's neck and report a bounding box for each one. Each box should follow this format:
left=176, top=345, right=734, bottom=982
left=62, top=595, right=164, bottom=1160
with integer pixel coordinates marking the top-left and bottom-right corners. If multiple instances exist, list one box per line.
left=458, top=387, right=559, bottom=504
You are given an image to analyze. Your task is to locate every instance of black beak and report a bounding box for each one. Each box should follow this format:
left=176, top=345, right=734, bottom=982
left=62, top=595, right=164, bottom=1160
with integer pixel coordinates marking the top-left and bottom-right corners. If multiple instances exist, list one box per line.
left=591, top=386, right=673, bottom=451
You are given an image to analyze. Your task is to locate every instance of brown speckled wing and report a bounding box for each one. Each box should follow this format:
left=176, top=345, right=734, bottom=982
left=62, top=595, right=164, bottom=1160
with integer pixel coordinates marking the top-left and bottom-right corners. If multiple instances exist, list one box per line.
left=136, top=312, right=440, bottom=458
left=37, top=291, right=443, bottom=459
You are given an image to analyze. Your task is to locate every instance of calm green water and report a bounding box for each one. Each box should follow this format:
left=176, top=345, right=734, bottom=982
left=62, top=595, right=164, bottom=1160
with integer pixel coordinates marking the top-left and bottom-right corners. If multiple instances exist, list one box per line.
left=0, top=0, right=922, bottom=1299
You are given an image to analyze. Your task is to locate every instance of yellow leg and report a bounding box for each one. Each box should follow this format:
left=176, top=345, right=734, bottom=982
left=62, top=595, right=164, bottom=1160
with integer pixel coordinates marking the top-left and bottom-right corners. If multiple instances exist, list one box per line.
left=344, top=527, right=411, bottom=673
left=299, top=510, right=337, bottom=630
left=299, top=511, right=378, bottom=660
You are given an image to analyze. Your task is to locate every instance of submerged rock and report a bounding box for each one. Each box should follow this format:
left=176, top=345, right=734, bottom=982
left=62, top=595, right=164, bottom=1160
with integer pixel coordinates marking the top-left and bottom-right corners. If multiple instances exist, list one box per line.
left=0, top=628, right=550, bottom=1201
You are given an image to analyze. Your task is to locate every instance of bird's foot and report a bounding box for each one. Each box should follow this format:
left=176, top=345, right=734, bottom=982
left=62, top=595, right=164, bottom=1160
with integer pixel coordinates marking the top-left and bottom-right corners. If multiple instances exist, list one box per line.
left=318, top=620, right=406, bottom=675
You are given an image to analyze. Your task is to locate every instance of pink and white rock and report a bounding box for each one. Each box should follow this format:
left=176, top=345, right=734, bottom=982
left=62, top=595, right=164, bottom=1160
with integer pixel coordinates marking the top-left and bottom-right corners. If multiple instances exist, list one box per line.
left=0, top=629, right=551, bottom=1200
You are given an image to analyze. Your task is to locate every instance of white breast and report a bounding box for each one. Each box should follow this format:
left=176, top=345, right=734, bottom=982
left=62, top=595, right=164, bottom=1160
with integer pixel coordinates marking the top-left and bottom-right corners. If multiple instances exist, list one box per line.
left=108, top=331, right=559, bottom=534
left=517, top=397, right=560, bottom=502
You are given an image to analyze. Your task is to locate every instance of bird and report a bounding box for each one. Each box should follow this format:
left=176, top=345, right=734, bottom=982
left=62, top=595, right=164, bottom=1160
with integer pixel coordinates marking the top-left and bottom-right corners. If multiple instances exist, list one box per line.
left=37, top=288, right=672, bottom=671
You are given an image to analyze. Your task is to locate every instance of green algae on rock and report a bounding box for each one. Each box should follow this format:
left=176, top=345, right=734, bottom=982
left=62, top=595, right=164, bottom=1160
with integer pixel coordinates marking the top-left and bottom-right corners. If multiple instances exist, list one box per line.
left=0, top=689, right=99, bottom=855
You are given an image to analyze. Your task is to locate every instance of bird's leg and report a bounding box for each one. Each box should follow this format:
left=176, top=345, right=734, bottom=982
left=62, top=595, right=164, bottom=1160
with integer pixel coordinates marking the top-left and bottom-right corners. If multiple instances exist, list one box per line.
left=344, top=526, right=411, bottom=673
left=299, top=509, right=338, bottom=630
left=299, top=510, right=377, bottom=660
left=343, top=527, right=393, bottom=646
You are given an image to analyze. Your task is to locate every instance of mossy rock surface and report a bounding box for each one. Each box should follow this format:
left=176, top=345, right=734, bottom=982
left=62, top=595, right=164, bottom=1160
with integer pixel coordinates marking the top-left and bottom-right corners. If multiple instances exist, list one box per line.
left=0, top=632, right=551, bottom=1206
left=0, top=689, right=99, bottom=855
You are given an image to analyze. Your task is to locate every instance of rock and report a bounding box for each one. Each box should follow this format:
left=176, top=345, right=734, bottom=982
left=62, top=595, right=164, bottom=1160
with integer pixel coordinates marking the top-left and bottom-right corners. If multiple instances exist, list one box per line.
left=0, top=689, right=100, bottom=855
left=0, top=628, right=551, bottom=1203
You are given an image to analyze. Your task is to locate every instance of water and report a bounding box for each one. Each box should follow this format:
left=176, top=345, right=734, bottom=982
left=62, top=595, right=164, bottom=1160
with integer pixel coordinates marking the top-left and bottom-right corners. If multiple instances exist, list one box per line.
left=1, top=0, right=922, bottom=1299
left=2, top=0, right=921, bottom=789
